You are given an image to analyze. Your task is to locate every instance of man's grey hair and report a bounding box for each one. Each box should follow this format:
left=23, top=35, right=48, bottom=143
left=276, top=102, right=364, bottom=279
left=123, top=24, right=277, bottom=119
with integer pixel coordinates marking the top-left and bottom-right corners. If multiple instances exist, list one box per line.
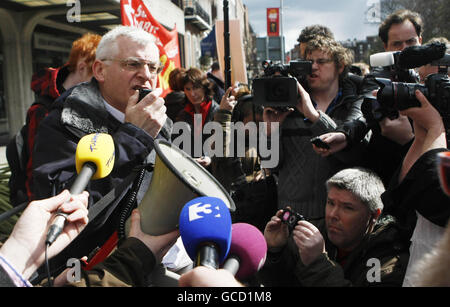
left=96, top=25, right=158, bottom=60
left=326, top=168, right=385, bottom=213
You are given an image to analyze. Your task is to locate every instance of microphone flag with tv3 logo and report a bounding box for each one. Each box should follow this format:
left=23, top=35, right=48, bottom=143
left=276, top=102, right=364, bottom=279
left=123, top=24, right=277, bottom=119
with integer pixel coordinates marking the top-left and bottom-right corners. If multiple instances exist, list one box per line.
left=222, top=223, right=267, bottom=280
left=179, top=196, right=232, bottom=269
left=46, top=133, right=115, bottom=245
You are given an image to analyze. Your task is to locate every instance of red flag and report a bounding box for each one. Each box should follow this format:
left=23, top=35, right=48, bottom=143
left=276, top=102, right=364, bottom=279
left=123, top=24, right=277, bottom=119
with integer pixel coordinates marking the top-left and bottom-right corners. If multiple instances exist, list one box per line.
left=120, top=0, right=181, bottom=97
left=267, top=8, right=280, bottom=37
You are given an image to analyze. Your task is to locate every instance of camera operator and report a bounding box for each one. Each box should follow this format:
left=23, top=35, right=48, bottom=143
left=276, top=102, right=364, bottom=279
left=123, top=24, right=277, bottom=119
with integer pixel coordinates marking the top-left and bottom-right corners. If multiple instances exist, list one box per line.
left=380, top=90, right=450, bottom=287
left=258, top=168, right=409, bottom=287
left=361, top=10, right=425, bottom=185
left=262, top=36, right=367, bottom=221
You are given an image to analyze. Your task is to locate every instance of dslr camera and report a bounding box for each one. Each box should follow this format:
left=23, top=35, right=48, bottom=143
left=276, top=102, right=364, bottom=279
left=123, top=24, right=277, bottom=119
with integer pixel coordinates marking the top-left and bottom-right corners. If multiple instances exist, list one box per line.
left=363, top=43, right=450, bottom=124
left=252, top=60, right=312, bottom=108
left=281, top=207, right=306, bottom=232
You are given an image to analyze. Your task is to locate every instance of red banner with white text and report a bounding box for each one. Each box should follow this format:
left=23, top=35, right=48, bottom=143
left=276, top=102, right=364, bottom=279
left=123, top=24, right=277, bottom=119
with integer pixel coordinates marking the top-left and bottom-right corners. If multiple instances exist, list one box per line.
left=120, top=0, right=181, bottom=97
left=267, top=8, right=280, bottom=37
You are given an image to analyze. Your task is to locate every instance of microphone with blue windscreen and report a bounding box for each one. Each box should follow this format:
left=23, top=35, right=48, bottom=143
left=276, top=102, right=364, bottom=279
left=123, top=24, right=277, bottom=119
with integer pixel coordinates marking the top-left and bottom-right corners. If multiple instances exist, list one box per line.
left=179, top=196, right=232, bottom=269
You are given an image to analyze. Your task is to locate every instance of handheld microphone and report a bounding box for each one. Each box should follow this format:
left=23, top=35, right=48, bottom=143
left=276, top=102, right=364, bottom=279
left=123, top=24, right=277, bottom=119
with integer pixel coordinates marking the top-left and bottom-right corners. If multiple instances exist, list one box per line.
left=179, top=196, right=232, bottom=269
left=45, top=133, right=115, bottom=245
left=222, top=223, right=267, bottom=280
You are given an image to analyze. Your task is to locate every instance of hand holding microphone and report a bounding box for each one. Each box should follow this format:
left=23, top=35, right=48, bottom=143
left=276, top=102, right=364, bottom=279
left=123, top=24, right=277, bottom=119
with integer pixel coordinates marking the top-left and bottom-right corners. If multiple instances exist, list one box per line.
left=46, top=133, right=115, bottom=245
left=0, top=190, right=89, bottom=281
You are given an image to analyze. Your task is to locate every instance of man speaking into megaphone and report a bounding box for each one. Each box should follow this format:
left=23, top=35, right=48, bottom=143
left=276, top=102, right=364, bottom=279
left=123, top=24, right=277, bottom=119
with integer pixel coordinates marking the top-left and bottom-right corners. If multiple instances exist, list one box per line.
left=31, top=26, right=173, bottom=281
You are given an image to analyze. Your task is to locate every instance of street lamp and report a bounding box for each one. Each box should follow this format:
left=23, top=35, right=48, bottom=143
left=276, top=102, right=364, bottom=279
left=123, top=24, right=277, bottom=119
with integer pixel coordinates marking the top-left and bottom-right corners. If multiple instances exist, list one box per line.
left=223, top=0, right=231, bottom=89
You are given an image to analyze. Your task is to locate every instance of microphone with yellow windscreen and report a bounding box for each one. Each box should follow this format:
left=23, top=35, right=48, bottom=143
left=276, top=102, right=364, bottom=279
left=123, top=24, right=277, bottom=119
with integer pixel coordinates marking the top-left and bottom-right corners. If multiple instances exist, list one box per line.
left=46, top=133, right=115, bottom=245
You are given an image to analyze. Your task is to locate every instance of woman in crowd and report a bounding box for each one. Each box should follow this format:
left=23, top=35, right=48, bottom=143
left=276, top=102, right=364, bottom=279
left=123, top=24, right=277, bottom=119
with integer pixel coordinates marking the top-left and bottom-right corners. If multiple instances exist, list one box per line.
left=173, top=67, right=221, bottom=168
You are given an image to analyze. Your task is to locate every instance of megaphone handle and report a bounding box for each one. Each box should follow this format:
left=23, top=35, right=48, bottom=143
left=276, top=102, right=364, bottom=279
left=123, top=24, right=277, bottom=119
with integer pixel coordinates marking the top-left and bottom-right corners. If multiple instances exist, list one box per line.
left=70, top=162, right=97, bottom=195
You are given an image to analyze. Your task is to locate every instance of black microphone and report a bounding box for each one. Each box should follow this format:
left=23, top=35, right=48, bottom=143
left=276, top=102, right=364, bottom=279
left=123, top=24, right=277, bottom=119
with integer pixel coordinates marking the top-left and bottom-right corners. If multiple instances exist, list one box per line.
left=45, top=133, right=115, bottom=245
left=397, top=42, right=447, bottom=69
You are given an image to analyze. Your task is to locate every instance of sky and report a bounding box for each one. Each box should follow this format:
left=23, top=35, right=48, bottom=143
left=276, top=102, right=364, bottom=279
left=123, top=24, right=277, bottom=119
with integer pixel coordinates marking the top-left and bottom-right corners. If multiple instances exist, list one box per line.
left=241, top=0, right=381, bottom=51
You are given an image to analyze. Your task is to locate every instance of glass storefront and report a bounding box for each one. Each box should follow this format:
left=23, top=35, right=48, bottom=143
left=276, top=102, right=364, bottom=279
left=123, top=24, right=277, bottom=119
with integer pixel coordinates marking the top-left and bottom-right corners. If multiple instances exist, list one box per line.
left=32, top=30, right=72, bottom=76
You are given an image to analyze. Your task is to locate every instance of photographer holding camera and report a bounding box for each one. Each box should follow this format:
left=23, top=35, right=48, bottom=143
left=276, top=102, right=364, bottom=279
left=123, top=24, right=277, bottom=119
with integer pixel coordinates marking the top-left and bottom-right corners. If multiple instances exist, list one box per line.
left=261, top=36, right=367, bottom=221
left=361, top=10, right=424, bottom=185
left=381, top=88, right=450, bottom=286
left=258, top=168, right=409, bottom=287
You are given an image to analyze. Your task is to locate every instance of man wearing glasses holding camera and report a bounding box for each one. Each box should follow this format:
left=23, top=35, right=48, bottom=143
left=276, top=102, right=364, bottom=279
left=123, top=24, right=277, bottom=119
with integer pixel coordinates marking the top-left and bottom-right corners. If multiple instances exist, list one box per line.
left=262, top=36, right=367, bottom=223
left=30, top=26, right=172, bottom=281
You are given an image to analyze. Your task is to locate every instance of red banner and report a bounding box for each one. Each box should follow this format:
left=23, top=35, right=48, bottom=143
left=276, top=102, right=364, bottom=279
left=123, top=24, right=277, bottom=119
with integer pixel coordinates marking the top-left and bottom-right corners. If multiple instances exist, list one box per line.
left=267, top=8, right=280, bottom=37
left=120, top=0, right=181, bottom=97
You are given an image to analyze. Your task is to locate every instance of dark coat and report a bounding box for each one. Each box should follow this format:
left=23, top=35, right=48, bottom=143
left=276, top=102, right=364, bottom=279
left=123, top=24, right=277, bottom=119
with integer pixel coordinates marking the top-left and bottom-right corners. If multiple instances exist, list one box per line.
left=207, top=72, right=225, bottom=104
left=172, top=99, right=220, bottom=158
left=382, top=148, right=450, bottom=242
left=31, top=79, right=172, bottom=280
left=274, top=76, right=368, bottom=219
left=69, top=238, right=157, bottom=287
left=259, top=215, right=410, bottom=287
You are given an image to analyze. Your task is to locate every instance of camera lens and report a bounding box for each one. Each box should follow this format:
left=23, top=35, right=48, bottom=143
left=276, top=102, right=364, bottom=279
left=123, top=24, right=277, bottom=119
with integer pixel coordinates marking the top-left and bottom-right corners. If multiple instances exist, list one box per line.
left=392, top=83, right=426, bottom=110
left=288, top=215, right=297, bottom=224
left=267, top=79, right=290, bottom=102
left=377, top=79, right=426, bottom=111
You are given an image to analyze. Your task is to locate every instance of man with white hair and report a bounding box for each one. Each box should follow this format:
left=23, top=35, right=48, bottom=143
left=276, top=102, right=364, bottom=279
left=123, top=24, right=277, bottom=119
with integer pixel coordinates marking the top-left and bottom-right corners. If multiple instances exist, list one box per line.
left=31, top=26, right=174, bottom=281
left=260, top=167, right=410, bottom=286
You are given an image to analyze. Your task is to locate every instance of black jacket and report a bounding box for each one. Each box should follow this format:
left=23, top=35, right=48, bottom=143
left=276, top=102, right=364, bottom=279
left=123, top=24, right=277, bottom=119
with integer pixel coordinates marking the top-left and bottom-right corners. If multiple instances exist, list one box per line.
left=259, top=215, right=409, bottom=287
left=31, top=79, right=172, bottom=280
left=207, top=72, right=225, bottom=104
left=173, top=99, right=220, bottom=158
left=382, top=148, right=450, bottom=242
left=273, top=76, right=368, bottom=218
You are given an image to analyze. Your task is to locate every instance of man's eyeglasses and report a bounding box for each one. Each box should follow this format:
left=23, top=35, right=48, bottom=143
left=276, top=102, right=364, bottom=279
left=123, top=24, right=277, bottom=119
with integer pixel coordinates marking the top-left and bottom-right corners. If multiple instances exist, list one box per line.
left=102, top=58, right=162, bottom=74
left=307, top=58, right=334, bottom=66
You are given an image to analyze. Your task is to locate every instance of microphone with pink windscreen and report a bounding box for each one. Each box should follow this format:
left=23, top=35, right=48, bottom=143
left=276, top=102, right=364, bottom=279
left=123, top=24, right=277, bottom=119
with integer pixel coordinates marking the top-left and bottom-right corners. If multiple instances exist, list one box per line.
left=222, top=223, right=267, bottom=280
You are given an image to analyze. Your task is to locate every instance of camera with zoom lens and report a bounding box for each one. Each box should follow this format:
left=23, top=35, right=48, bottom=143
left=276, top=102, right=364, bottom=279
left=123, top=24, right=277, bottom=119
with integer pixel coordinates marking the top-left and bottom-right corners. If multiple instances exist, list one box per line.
left=252, top=60, right=312, bottom=108
left=281, top=207, right=306, bottom=231
left=363, top=43, right=450, bottom=124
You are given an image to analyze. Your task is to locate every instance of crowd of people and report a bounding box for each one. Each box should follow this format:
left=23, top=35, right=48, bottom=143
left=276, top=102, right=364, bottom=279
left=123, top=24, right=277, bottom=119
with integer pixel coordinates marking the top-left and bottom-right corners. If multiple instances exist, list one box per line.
left=0, top=8, right=449, bottom=288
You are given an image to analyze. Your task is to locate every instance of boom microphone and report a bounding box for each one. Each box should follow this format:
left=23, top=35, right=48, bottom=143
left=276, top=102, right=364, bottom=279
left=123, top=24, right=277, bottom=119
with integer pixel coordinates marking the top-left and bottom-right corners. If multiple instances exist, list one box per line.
left=222, top=223, right=267, bottom=280
left=179, top=196, right=232, bottom=269
left=45, top=133, right=115, bottom=245
left=370, top=42, right=447, bottom=69
left=397, top=42, right=447, bottom=69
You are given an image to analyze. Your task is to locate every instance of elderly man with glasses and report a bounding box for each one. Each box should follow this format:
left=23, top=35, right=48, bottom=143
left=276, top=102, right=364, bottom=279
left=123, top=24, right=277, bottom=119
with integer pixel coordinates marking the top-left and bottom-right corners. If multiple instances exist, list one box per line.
left=30, top=26, right=173, bottom=282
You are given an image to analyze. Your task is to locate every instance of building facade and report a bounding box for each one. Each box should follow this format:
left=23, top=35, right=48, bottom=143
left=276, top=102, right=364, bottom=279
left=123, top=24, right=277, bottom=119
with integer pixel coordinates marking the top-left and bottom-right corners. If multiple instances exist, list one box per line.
left=0, top=0, right=255, bottom=143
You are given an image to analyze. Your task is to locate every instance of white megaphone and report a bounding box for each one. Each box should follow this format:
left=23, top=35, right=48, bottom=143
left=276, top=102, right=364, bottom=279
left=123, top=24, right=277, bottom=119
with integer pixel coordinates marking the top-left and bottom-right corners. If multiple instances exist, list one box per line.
left=126, top=139, right=236, bottom=235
